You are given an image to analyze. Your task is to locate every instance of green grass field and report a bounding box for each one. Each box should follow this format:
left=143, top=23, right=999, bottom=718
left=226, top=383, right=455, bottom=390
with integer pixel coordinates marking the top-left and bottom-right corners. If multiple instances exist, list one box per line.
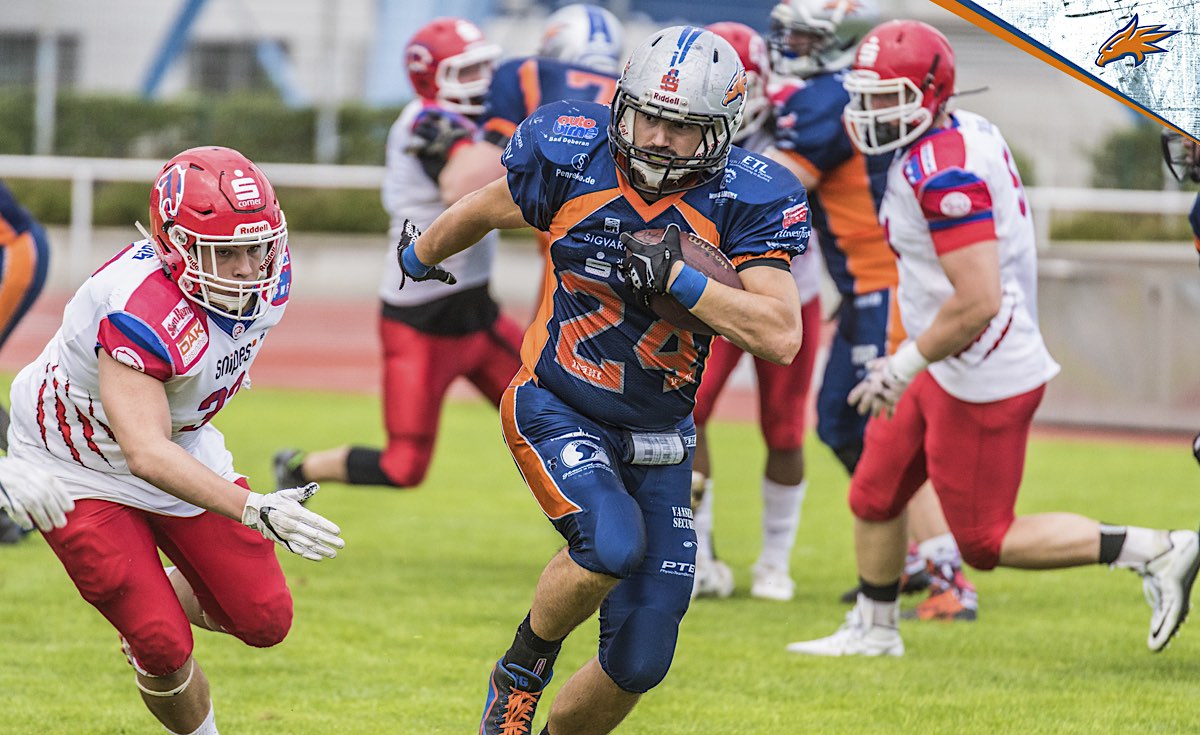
left=2, top=386, right=1199, bottom=734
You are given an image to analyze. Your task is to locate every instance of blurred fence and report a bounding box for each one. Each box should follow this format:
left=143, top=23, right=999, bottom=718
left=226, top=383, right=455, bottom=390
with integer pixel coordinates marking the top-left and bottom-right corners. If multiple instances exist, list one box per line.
left=1, top=154, right=1197, bottom=431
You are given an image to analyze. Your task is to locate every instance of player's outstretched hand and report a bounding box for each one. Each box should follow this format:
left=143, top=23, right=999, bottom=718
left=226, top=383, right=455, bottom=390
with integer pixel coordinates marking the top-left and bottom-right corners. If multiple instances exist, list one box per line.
left=397, top=220, right=457, bottom=286
left=847, top=356, right=910, bottom=418
left=620, top=223, right=683, bottom=296
left=242, top=483, right=345, bottom=562
left=0, top=457, right=74, bottom=532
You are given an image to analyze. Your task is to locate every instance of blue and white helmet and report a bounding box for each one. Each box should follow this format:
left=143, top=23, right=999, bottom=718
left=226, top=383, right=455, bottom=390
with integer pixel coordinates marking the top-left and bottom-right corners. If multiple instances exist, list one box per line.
left=609, top=26, right=747, bottom=198
left=539, top=4, right=625, bottom=74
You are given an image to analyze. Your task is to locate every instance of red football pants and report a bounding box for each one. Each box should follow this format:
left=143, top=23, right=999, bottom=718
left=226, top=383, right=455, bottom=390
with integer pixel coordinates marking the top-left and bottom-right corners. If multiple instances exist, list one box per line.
left=378, top=314, right=523, bottom=486
left=41, top=479, right=291, bottom=676
left=849, top=372, right=1046, bottom=570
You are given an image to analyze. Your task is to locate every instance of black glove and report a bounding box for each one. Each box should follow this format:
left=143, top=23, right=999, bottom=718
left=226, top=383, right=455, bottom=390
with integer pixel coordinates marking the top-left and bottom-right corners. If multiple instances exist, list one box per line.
left=619, top=223, right=683, bottom=297
left=405, top=109, right=475, bottom=181
left=396, top=220, right=457, bottom=287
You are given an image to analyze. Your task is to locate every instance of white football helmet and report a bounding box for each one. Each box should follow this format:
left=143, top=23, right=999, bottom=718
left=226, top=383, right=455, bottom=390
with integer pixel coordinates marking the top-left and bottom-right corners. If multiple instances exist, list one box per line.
left=768, top=0, right=857, bottom=78
left=538, top=4, right=625, bottom=74
left=609, top=26, right=747, bottom=198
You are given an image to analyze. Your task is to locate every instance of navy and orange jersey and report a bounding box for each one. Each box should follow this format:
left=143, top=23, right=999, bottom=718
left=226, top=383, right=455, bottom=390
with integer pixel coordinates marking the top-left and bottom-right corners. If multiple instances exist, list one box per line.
left=502, top=100, right=810, bottom=431
left=480, top=56, right=619, bottom=148
left=772, top=69, right=896, bottom=297
left=0, top=180, right=51, bottom=349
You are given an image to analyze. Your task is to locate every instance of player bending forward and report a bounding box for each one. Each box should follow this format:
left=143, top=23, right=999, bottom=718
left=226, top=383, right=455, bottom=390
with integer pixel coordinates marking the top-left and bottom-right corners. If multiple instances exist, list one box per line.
left=787, top=21, right=1198, bottom=658
left=4, top=146, right=343, bottom=734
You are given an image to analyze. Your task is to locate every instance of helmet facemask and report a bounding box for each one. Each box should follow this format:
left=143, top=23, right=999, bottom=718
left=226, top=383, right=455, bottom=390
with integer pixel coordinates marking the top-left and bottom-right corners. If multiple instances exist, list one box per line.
left=165, top=214, right=287, bottom=321
left=435, top=45, right=499, bottom=116
left=843, top=71, right=936, bottom=154
left=611, top=92, right=737, bottom=199
left=767, top=0, right=851, bottom=78
left=1162, top=130, right=1200, bottom=184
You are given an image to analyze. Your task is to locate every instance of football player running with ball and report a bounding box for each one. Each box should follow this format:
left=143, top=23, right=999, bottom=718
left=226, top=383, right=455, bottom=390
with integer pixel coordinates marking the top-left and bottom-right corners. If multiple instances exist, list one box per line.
left=786, top=21, right=1198, bottom=658
left=399, top=26, right=809, bottom=735
left=5, top=146, right=344, bottom=734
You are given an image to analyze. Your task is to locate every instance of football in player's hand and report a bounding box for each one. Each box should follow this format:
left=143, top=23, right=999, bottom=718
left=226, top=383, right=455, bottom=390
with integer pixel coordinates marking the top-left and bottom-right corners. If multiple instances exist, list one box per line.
left=624, top=228, right=742, bottom=335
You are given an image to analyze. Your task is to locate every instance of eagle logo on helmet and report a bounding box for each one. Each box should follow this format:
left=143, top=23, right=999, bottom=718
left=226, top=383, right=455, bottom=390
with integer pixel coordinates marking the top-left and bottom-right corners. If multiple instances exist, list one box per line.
left=1095, top=14, right=1179, bottom=68
left=155, top=164, right=186, bottom=223
left=722, top=69, right=748, bottom=107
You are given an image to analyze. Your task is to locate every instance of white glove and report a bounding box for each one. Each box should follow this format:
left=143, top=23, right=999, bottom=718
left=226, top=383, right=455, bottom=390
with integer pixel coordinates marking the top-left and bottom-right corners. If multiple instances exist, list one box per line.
left=242, top=483, right=344, bottom=562
left=847, top=342, right=930, bottom=418
left=0, top=457, right=75, bottom=532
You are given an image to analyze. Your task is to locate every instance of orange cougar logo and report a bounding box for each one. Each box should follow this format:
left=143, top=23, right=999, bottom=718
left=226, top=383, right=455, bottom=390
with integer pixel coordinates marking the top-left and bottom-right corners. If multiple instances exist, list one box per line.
left=1095, top=14, right=1179, bottom=68
left=722, top=70, right=747, bottom=107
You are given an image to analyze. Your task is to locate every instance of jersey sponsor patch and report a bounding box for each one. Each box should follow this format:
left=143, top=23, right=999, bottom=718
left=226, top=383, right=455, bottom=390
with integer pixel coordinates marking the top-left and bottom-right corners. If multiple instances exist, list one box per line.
left=782, top=202, right=810, bottom=228
left=177, top=319, right=209, bottom=367
left=161, top=298, right=195, bottom=340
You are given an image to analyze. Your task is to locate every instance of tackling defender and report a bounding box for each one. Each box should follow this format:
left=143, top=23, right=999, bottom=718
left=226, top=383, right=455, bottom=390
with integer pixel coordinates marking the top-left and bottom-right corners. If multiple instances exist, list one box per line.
left=787, top=21, right=1199, bottom=658
left=6, top=146, right=343, bottom=734
left=274, top=18, right=524, bottom=492
left=401, top=26, right=809, bottom=735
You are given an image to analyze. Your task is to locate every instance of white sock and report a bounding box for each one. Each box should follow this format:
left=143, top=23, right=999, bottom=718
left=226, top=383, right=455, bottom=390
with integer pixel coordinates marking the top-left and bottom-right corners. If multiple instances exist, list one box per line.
left=855, top=593, right=899, bottom=629
left=758, top=478, right=807, bottom=570
left=918, top=533, right=962, bottom=569
left=692, top=474, right=715, bottom=563
left=167, top=704, right=218, bottom=735
left=1113, top=526, right=1172, bottom=570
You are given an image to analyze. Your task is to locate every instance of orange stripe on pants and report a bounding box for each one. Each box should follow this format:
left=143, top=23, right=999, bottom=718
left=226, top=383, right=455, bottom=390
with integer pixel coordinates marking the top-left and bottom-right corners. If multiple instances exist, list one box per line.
left=500, top=367, right=582, bottom=519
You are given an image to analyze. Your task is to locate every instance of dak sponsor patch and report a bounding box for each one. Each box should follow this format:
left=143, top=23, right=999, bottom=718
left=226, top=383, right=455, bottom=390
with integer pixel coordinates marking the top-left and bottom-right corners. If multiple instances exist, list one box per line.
left=177, top=320, right=209, bottom=367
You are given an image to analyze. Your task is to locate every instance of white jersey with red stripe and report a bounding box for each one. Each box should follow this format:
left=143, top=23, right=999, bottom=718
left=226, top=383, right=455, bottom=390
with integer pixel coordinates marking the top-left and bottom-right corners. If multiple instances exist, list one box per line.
left=7, top=239, right=290, bottom=516
left=879, top=109, right=1059, bottom=403
left=378, top=99, right=499, bottom=307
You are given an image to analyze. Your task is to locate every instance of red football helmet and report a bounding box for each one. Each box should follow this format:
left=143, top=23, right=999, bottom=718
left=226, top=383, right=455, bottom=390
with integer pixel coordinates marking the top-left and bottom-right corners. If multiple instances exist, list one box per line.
left=842, top=20, right=956, bottom=154
left=147, top=146, right=286, bottom=321
left=405, top=18, right=501, bottom=115
left=707, top=22, right=772, bottom=143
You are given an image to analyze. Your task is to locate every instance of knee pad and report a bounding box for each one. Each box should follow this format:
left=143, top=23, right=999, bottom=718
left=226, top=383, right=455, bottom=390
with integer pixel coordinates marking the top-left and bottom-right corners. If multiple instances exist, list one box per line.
left=601, top=608, right=680, bottom=694
left=955, top=526, right=1007, bottom=571
left=585, top=492, right=647, bottom=579
left=226, top=588, right=293, bottom=648
left=122, top=618, right=193, bottom=677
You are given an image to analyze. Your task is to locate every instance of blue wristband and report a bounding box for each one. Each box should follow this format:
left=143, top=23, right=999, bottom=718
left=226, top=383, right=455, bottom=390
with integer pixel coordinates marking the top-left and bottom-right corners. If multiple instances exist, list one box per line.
left=400, top=243, right=432, bottom=277
left=668, top=263, right=708, bottom=309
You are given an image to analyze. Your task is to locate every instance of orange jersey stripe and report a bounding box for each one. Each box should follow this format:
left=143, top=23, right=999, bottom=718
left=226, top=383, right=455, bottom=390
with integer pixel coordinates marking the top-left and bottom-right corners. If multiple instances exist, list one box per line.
left=521, top=188, right=623, bottom=373
left=885, top=286, right=907, bottom=356
left=731, top=248, right=793, bottom=269
left=820, top=155, right=898, bottom=294
left=483, top=118, right=518, bottom=139
left=0, top=232, right=38, bottom=334
left=781, top=149, right=822, bottom=183
left=673, top=199, right=720, bottom=250
left=518, top=58, right=542, bottom=117
left=500, top=367, right=582, bottom=519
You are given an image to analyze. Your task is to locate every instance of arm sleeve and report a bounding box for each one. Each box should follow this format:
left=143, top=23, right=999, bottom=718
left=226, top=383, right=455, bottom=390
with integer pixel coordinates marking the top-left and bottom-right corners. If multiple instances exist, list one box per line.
left=725, top=187, right=812, bottom=271
left=915, top=168, right=997, bottom=255
left=500, top=107, right=571, bottom=232
left=97, top=311, right=176, bottom=382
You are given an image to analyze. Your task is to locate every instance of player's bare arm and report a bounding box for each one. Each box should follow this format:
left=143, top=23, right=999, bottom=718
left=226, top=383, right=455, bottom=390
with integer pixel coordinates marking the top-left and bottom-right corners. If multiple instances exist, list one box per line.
left=416, top=175, right=527, bottom=264
left=679, top=262, right=803, bottom=365
left=439, top=140, right=508, bottom=204
left=916, top=239, right=1002, bottom=362
left=98, top=349, right=250, bottom=520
